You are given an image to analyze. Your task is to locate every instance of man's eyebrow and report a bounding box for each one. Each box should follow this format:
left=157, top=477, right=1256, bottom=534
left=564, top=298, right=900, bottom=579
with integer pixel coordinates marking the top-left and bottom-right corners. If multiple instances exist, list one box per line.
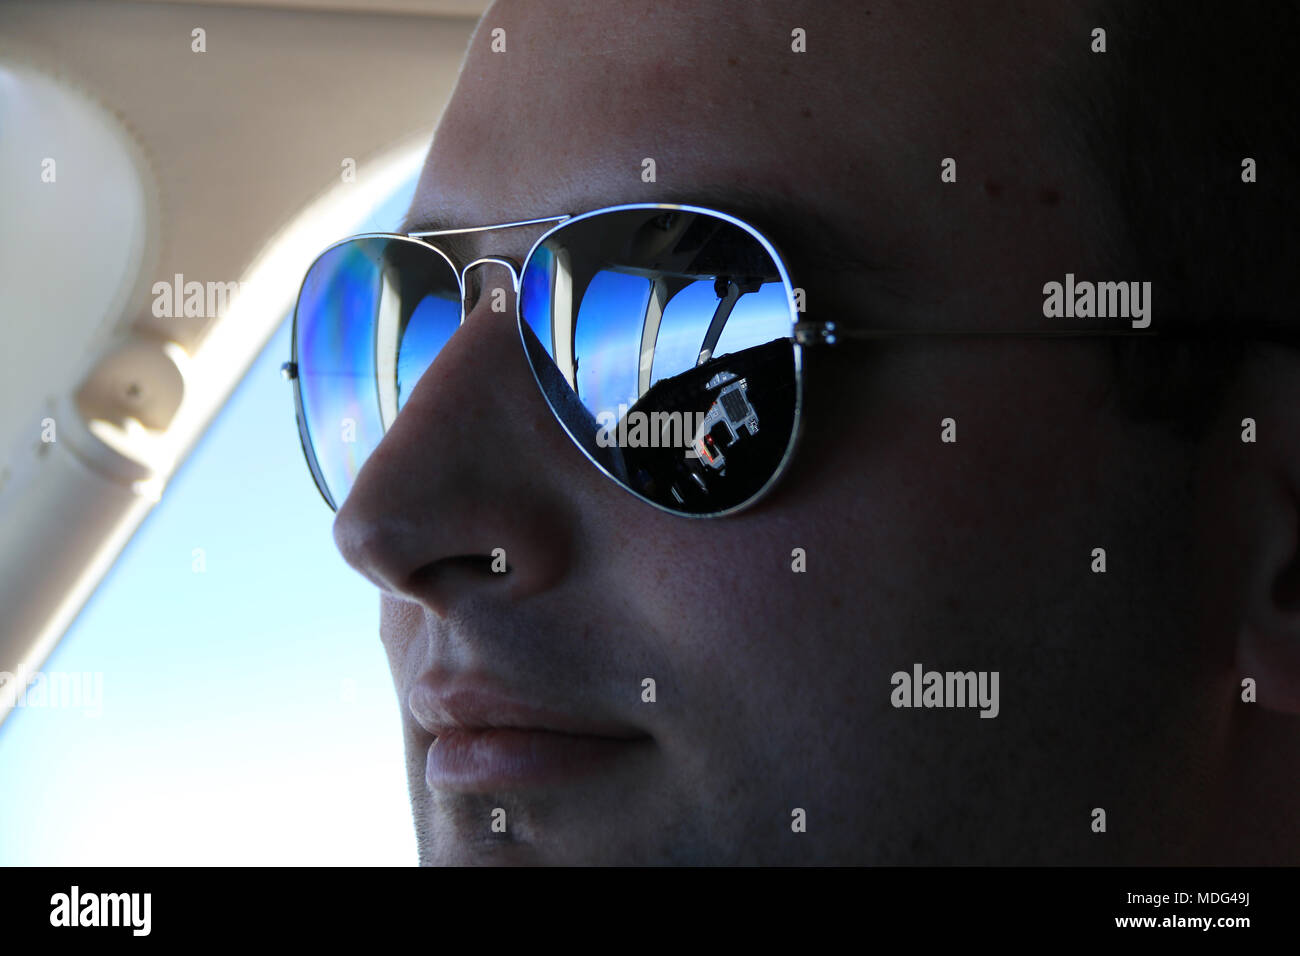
left=655, top=184, right=895, bottom=276
left=399, top=185, right=891, bottom=276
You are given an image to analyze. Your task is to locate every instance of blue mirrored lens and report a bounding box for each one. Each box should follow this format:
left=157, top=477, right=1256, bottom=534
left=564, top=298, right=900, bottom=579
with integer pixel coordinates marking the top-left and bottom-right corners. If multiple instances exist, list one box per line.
left=519, top=207, right=798, bottom=514
left=294, top=236, right=460, bottom=508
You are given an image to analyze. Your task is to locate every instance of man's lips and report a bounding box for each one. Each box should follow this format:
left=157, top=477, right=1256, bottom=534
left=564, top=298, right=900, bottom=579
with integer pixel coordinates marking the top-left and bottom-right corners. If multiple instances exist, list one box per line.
left=425, top=728, right=650, bottom=792
left=409, top=679, right=652, bottom=792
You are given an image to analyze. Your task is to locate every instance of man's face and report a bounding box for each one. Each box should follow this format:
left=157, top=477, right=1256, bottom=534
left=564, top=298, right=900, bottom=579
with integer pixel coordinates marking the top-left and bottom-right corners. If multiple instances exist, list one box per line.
left=333, top=0, right=1230, bottom=863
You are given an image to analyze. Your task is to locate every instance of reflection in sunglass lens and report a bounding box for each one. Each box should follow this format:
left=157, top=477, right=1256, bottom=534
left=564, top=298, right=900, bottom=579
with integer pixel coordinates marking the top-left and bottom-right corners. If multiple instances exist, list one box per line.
left=293, top=236, right=460, bottom=509
left=518, top=208, right=799, bottom=515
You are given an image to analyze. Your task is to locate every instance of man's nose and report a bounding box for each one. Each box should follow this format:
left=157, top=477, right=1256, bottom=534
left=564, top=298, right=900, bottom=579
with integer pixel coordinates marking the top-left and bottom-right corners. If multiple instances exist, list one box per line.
left=331, top=263, right=578, bottom=616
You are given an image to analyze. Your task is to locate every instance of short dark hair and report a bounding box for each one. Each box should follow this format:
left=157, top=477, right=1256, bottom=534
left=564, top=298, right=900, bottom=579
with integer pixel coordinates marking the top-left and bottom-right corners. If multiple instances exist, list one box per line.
left=1068, top=1, right=1299, bottom=438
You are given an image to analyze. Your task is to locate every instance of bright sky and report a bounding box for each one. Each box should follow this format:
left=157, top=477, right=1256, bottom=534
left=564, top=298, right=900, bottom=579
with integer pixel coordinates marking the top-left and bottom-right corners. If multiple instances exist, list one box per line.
left=0, top=176, right=420, bottom=866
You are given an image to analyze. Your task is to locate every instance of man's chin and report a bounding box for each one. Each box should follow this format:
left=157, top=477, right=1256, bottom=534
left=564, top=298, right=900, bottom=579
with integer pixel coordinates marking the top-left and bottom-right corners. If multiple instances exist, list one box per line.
left=416, top=816, right=631, bottom=866
left=419, top=834, right=548, bottom=867
left=411, top=791, right=742, bottom=865
left=410, top=788, right=634, bottom=865
left=407, top=742, right=685, bottom=864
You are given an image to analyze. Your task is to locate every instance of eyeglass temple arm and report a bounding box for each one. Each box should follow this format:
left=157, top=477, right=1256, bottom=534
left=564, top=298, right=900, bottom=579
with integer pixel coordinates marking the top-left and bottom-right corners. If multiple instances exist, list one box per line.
left=793, top=321, right=1300, bottom=347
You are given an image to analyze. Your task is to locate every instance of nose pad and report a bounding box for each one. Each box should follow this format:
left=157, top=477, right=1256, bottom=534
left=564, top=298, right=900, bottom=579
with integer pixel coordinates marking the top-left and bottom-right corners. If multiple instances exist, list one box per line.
left=460, top=256, right=521, bottom=316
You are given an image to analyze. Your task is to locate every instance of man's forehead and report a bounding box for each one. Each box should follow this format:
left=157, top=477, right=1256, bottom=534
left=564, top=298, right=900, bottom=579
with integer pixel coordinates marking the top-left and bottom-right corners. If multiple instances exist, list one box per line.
left=404, top=0, right=1092, bottom=310
left=419, top=3, right=1077, bottom=195
left=409, top=3, right=902, bottom=266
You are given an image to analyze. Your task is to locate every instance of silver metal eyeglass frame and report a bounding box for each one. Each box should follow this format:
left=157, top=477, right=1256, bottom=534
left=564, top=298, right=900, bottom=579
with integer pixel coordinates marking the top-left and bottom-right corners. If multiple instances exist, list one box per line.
left=284, top=200, right=1287, bottom=517
left=285, top=202, right=814, bottom=516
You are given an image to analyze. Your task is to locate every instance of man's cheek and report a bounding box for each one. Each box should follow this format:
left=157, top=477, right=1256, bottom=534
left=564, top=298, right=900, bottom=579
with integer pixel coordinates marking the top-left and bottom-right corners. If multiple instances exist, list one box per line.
left=379, top=595, right=425, bottom=676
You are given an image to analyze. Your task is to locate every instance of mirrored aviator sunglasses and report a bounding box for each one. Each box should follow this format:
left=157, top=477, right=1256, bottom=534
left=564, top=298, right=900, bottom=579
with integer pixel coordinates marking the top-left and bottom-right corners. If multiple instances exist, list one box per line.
left=284, top=203, right=809, bottom=517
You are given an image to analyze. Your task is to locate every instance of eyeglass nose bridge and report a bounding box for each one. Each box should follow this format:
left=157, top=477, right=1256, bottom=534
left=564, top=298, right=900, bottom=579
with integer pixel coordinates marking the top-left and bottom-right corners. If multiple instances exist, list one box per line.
left=460, top=255, right=521, bottom=297
left=459, top=256, right=521, bottom=322
left=409, top=213, right=570, bottom=311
